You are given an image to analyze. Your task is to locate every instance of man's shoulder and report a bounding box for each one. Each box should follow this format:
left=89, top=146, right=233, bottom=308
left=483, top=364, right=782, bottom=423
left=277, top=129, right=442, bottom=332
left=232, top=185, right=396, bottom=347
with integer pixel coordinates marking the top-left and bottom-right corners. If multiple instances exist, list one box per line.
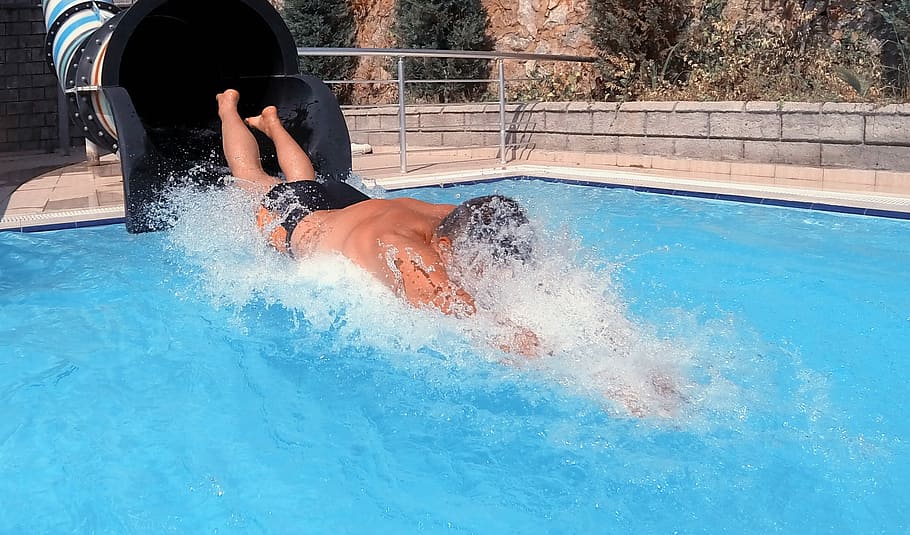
left=373, top=226, right=426, bottom=247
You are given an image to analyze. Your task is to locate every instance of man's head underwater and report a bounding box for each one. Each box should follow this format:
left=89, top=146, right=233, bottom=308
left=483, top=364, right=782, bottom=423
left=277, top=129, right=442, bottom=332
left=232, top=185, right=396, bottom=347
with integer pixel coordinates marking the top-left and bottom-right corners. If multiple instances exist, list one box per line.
left=435, top=194, right=534, bottom=265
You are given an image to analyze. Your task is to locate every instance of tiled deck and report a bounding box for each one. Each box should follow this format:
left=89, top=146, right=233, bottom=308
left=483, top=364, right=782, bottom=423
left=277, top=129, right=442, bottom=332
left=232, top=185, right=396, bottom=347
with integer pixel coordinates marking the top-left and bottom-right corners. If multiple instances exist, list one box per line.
left=2, top=146, right=910, bottom=231
left=0, top=150, right=125, bottom=231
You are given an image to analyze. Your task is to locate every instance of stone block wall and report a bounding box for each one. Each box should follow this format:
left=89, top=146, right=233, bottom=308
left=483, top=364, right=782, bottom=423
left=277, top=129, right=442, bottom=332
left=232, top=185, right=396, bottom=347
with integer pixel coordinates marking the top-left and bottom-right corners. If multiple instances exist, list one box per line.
left=344, top=101, right=910, bottom=172
left=0, top=1, right=80, bottom=153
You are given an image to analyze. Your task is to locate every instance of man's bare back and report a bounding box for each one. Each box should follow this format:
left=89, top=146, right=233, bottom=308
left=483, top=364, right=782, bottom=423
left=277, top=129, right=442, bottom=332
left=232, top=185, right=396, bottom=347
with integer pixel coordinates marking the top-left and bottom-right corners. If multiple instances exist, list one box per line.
left=293, top=198, right=478, bottom=315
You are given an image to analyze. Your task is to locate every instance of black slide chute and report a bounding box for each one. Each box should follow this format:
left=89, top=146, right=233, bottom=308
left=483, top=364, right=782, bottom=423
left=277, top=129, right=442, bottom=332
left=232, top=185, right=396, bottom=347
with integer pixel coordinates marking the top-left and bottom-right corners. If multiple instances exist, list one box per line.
left=43, top=0, right=352, bottom=232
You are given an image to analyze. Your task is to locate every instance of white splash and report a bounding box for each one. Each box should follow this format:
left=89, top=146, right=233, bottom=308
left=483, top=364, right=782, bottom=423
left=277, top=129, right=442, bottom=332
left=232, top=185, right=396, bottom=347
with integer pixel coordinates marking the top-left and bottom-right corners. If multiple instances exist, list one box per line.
left=159, top=179, right=747, bottom=422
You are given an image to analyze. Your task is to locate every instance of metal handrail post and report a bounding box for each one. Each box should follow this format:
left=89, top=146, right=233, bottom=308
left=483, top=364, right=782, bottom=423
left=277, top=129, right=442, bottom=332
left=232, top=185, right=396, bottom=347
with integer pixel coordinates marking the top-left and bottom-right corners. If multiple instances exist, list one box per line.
left=57, top=86, right=70, bottom=156
left=296, top=47, right=597, bottom=172
left=498, top=59, right=506, bottom=165
left=397, top=56, right=408, bottom=173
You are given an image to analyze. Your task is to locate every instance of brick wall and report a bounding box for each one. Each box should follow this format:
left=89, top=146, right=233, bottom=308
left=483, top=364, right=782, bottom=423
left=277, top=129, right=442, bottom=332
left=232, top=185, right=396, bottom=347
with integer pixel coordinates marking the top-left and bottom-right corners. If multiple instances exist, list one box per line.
left=0, top=1, right=81, bottom=153
left=344, top=102, right=910, bottom=173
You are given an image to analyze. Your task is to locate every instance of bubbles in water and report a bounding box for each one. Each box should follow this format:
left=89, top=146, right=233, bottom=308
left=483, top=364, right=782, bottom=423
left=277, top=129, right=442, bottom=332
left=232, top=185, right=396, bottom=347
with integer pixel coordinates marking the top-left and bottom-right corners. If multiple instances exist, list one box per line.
left=160, top=179, right=473, bottom=354
left=159, top=176, right=756, bottom=424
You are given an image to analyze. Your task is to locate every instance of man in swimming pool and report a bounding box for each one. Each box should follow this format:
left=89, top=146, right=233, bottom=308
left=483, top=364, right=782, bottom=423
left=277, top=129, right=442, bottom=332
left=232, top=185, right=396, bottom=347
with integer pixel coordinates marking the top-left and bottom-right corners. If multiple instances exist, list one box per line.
left=216, top=89, right=538, bottom=354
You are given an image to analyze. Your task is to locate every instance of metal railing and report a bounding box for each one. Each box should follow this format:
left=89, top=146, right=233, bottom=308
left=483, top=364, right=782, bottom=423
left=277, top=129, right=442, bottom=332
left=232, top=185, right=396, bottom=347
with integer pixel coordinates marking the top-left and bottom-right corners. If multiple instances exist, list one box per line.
left=297, top=47, right=597, bottom=173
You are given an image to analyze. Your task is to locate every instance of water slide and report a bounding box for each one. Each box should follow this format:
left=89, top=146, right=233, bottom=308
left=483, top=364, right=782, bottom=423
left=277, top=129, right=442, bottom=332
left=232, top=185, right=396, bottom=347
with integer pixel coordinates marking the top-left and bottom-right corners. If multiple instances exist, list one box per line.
left=43, top=0, right=352, bottom=232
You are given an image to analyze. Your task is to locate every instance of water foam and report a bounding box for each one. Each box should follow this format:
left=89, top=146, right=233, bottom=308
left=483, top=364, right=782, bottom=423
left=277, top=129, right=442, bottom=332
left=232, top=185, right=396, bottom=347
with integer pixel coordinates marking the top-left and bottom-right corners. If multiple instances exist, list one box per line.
left=159, top=178, right=753, bottom=422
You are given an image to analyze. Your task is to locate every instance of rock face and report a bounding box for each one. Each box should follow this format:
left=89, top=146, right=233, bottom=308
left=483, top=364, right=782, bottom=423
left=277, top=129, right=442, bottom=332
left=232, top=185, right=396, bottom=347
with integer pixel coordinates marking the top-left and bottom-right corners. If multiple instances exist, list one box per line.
left=346, top=0, right=597, bottom=102
left=489, top=0, right=594, bottom=54
left=347, top=0, right=594, bottom=54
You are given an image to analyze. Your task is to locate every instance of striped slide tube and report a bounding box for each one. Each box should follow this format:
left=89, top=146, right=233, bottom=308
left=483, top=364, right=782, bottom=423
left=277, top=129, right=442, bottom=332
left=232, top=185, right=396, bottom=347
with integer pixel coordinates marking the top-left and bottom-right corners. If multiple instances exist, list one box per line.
left=43, top=0, right=118, bottom=87
left=43, top=0, right=122, bottom=147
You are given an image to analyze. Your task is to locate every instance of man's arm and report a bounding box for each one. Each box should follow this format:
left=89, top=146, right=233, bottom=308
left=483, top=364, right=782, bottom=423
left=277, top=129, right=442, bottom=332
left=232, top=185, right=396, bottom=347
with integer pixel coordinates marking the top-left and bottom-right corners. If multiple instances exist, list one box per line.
left=492, top=316, right=541, bottom=358
left=388, top=238, right=476, bottom=317
left=392, top=239, right=541, bottom=356
left=380, top=233, right=541, bottom=356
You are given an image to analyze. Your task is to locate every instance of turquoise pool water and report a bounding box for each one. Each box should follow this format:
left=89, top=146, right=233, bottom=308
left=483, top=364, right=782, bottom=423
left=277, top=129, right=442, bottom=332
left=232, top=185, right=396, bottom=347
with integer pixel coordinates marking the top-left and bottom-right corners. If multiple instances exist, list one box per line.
left=1, top=178, right=908, bottom=533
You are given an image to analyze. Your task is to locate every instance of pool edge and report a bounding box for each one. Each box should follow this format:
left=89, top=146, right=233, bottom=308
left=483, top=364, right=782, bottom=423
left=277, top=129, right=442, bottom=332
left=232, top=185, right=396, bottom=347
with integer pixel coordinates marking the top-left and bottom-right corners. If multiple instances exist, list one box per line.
left=4, top=164, right=909, bottom=233
left=370, top=165, right=910, bottom=220
left=0, top=206, right=126, bottom=233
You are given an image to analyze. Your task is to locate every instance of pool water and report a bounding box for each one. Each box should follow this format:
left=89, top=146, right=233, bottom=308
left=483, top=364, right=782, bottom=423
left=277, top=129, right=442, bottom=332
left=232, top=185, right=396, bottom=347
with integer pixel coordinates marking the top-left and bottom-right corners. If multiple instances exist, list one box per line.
left=1, top=178, right=908, bottom=533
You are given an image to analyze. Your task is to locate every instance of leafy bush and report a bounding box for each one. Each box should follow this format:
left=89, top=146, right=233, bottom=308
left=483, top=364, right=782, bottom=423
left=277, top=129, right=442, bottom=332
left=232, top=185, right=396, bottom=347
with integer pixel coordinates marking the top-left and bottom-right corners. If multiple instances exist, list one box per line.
left=669, top=2, right=871, bottom=101
left=391, top=0, right=493, bottom=103
left=587, top=0, right=890, bottom=102
left=587, top=0, right=692, bottom=99
left=880, top=0, right=910, bottom=97
left=506, top=65, right=599, bottom=102
left=282, top=0, right=357, bottom=102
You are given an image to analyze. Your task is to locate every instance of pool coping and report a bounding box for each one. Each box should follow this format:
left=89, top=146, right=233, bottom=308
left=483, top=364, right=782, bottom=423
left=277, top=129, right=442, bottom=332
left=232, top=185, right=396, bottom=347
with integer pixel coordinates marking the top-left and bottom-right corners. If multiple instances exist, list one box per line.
left=0, top=206, right=125, bottom=232
left=367, top=164, right=910, bottom=220
left=3, top=160, right=910, bottom=233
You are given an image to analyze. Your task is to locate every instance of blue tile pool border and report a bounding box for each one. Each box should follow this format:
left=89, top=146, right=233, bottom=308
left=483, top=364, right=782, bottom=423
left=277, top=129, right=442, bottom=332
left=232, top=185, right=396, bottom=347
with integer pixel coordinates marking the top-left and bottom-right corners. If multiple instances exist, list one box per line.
left=1, top=217, right=125, bottom=234
left=3, top=174, right=909, bottom=233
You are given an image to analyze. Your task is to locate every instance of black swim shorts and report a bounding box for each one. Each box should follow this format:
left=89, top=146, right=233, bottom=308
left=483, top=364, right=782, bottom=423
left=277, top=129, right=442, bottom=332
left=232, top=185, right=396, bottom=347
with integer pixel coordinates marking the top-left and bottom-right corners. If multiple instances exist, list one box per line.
left=259, top=180, right=370, bottom=253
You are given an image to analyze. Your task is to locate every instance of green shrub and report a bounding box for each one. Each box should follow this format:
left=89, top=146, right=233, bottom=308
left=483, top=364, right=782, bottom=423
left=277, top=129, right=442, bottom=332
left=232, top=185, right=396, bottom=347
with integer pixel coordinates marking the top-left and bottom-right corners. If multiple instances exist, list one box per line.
left=587, top=0, right=692, bottom=99
left=391, top=0, right=492, bottom=103
left=282, top=0, right=357, bottom=102
left=506, top=65, right=598, bottom=102
left=674, top=2, right=885, bottom=102
left=588, top=0, right=889, bottom=102
left=881, top=0, right=910, bottom=97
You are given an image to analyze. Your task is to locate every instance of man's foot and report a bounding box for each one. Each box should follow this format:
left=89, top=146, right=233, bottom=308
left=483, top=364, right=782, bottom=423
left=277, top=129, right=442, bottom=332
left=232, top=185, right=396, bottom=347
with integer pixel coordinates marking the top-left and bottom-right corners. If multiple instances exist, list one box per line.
left=216, top=89, right=241, bottom=119
left=245, top=106, right=282, bottom=138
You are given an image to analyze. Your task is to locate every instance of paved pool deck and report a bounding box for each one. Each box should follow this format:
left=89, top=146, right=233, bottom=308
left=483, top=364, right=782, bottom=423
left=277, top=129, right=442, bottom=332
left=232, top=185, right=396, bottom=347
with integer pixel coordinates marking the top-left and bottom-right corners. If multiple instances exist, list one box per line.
left=2, top=146, right=910, bottom=231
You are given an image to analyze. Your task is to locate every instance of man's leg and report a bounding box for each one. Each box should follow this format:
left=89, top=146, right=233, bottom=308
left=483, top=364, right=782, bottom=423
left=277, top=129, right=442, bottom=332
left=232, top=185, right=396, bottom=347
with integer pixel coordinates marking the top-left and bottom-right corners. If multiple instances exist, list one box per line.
left=246, top=106, right=316, bottom=182
left=216, top=90, right=279, bottom=194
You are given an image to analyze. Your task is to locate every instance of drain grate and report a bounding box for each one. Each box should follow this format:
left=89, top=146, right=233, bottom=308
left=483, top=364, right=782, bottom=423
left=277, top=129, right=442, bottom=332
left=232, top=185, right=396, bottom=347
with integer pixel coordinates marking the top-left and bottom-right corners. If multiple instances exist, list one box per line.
left=0, top=205, right=124, bottom=225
